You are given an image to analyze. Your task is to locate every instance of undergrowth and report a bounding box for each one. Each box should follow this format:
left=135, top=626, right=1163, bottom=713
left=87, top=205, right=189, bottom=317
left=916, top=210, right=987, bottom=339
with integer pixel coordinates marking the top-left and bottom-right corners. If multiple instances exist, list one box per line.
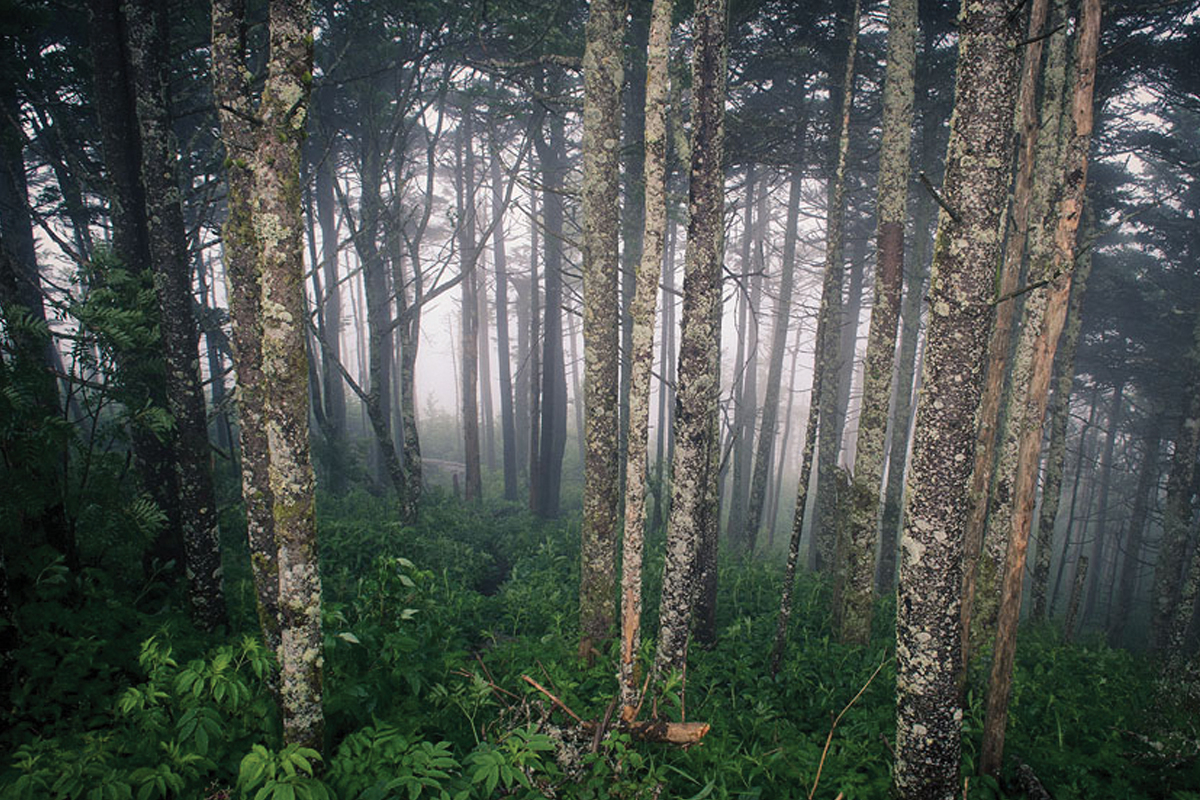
left=2, top=491, right=1197, bottom=799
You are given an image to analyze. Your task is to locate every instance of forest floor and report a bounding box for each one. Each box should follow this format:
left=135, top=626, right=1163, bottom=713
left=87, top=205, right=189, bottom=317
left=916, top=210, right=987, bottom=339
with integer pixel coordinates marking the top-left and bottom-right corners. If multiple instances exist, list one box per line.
left=2, top=488, right=1198, bottom=799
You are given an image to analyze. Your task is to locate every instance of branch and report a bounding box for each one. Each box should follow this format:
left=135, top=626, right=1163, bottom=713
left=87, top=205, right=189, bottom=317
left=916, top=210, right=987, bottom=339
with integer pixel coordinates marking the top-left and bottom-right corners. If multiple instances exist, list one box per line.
left=918, top=171, right=962, bottom=225
left=808, top=658, right=888, bottom=800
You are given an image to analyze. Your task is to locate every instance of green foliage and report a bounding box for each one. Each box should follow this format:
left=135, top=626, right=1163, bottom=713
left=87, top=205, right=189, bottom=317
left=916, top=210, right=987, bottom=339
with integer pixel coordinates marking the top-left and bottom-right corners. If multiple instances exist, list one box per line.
left=238, top=745, right=330, bottom=800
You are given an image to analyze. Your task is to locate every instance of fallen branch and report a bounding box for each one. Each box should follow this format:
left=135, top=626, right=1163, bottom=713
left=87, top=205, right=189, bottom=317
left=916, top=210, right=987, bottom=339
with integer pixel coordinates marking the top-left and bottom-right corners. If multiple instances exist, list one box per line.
left=522, top=675, right=584, bottom=725
left=809, top=658, right=888, bottom=799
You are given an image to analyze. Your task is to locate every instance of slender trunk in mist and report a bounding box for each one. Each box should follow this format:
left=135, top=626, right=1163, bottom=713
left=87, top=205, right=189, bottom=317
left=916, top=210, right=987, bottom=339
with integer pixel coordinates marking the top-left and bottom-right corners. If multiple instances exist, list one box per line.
left=727, top=164, right=757, bottom=547
left=745, top=160, right=805, bottom=553
left=535, top=96, right=568, bottom=518
left=961, top=0, right=1060, bottom=662
left=1084, top=381, right=1124, bottom=627
left=457, top=109, right=483, bottom=502
left=125, top=0, right=226, bottom=631
left=1064, top=555, right=1088, bottom=641
left=1108, top=426, right=1162, bottom=646
left=837, top=0, right=916, bottom=644
left=315, top=149, right=347, bottom=493
left=490, top=129, right=519, bottom=502
left=769, top=322, right=805, bottom=548
left=892, top=0, right=1020, bottom=793
left=1052, top=389, right=1099, bottom=614
left=1151, top=307, right=1200, bottom=654
left=569, top=312, right=585, bottom=466
left=654, top=0, right=726, bottom=680
left=620, top=0, right=672, bottom=717
left=527, top=170, right=542, bottom=510
left=652, top=220, right=678, bottom=531
left=1031, top=242, right=1092, bottom=621
left=980, top=0, right=1100, bottom=773
left=479, top=267, right=496, bottom=472
left=814, top=3, right=860, bottom=572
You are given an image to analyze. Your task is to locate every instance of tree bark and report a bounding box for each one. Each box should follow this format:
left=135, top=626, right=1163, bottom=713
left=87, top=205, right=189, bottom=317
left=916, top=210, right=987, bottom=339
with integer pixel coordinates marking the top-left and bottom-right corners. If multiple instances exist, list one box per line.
left=578, top=0, right=624, bottom=658
left=124, top=0, right=227, bottom=632
left=620, top=0, right=671, bottom=718
left=490, top=116, right=519, bottom=502
left=1108, top=425, right=1162, bottom=646
left=253, top=0, right=323, bottom=750
left=979, top=0, right=1100, bottom=773
left=838, top=0, right=916, bottom=644
left=456, top=108, right=483, bottom=502
left=654, top=0, right=726, bottom=680
left=891, top=0, right=1020, bottom=794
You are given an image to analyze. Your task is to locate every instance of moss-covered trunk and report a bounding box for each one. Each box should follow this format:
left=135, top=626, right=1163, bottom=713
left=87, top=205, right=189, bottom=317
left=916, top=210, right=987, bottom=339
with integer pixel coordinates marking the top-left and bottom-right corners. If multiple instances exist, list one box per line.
left=253, top=0, right=323, bottom=751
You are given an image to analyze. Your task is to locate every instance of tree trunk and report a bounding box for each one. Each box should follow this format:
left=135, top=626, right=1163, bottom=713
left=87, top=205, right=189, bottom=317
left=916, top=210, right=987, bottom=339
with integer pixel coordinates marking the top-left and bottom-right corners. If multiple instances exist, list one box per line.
left=579, top=0, right=624, bottom=652
left=837, top=0, right=916, bottom=644
left=814, top=2, right=861, bottom=572
left=654, top=0, right=726, bottom=680
left=1052, top=389, right=1099, bottom=614
left=457, top=108, right=483, bottom=502
left=535, top=91, right=569, bottom=518
left=252, top=0, right=323, bottom=750
left=1030, top=239, right=1092, bottom=621
left=212, top=0, right=281, bottom=653
left=1151, top=307, right=1200, bottom=654
left=745, top=162, right=805, bottom=552
left=891, top=0, right=1020, bottom=795
left=619, top=0, right=672, bottom=717
left=979, top=0, right=1100, bottom=773
left=124, top=0, right=227, bottom=632
left=1108, top=426, right=1162, bottom=646
left=314, top=147, right=348, bottom=493
left=961, top=0, right=1059, bottom=663
left=1083, top=381, right=1124, bottom=627
left=727, top=164, right=757, bottom=548
left=490, top=119, right=519, bottom=502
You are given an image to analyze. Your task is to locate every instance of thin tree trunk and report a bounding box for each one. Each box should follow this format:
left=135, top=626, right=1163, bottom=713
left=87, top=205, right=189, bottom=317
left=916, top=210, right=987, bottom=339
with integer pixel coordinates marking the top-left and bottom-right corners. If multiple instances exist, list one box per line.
left=814, top=2, right=861, bottom=572
left=891, top=0, right=1020, bottom=793
left=1108, top=426, right=1162, bottom=646
left=727, top=164, right=757, bottom=547
left=620, top=0, right=672, bottom=717
left=457, top=108, right=483, bottom=502
left=1084, top=381, right=1124, bottom=626
left=979, top=0, right=1100, bottom=773
left=1052, top=389, right=1099, bottom=614
left=528, top=163, right=542, bottom=510
left=654, top=0, right=726, bottom=680
left=125, top=0, right=227, bottom=631
left=1030, top=239, right=1092, bottom=621
left=745, top=162, right=806, bottom=552
left=1064, top=555, right=1088, bottom=642
left=838, top=0, right=916, bottom=644
left=490, top=119, right=519, bottom=502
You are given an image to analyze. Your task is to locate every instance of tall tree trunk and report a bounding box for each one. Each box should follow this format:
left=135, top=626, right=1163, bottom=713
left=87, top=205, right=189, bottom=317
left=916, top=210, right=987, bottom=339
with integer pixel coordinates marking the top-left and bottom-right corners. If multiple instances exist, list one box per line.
left=837, top=0, right=916, bottom=644
left=457, top=109, right=483, bottom=502
left=979, top=0, right=1100, bottom=773
left=745, top=158, right=806, bottom=552
left=1108, top=425, right=1162, bottom=646
left=891, top=0, right=1020, bottom=795
left=527, top=162, right=542, bottom=509
left=814, top=2, right=861, bottom=572
left=252, top=0, right=323, bottom=750
left=1151, top=305, right=1200, bottom=654
left=726, top=164, right=757, bottom=547
left=654, top=0, right=726, bottom=679
left=314, top=147, right=348, bottom=492
left=478, top=267, right=496, bottom=472
left=1083, top=381, right=1124, bottom=627
left=490, top=121, right=519, bottom=502
left=124, top=0, right=227, bottom=631
left=1052, top=388, right=1099, bottom=614
left=535, top=93, right=568, bottom=518
left=88, top=0, right=183, bottom=571
left=962, top=0, right=1061, bottom=663
left=1030, top=239, right=1092, bottom=621
left=619, top=0, right=672, bottom=717
left=652, top=219, right=677, bottom=531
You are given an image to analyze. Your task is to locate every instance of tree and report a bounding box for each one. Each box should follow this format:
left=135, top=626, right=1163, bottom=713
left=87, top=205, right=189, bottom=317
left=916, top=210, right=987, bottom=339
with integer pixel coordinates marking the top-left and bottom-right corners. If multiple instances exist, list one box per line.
left=252, top=0, right=324, bottom=751
left=979, top=0, right=1101, bottom=774
left=654, top=0, right=727, bottom=680
left=123, top=0, right=227, bottom=631
left=579, top=0, right=625, bottom=660
left=891, top=0, right=1020, bottom=795
left=836, top=0, right=916, bottom=644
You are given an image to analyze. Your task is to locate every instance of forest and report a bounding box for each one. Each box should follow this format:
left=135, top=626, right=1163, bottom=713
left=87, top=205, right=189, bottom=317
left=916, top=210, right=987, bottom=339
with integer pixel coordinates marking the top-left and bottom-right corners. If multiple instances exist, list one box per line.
left=1, top=0, right=1199, bottom=797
